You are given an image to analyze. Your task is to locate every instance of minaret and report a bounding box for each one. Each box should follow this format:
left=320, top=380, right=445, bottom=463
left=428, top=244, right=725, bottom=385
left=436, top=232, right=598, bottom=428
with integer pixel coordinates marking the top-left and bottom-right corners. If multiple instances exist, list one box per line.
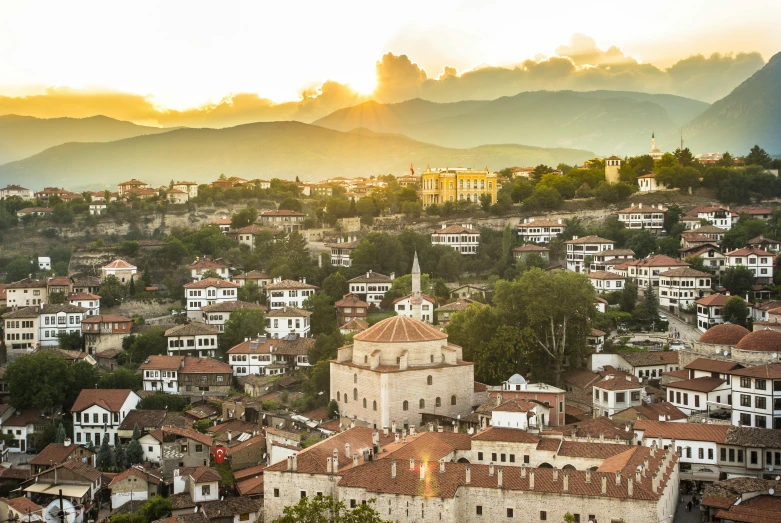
left=411, top=251, right=422, bottom=321
left=651, top=132, right=655, bottom=151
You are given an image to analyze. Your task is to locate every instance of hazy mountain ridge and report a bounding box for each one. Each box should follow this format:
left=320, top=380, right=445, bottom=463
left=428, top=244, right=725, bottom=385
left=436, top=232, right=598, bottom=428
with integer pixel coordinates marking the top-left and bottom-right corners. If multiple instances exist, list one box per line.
left=0, top=114, right=172, bottom=164
left=314, top=90, right=711, bottom=155
left=686, top=51, right=781, bottom=153
left=0, top=121, right=595, bottom=190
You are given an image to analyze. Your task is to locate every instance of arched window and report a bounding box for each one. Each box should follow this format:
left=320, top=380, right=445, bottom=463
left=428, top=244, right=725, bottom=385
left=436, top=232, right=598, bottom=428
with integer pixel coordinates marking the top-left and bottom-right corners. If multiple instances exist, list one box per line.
left=419, top=399, right=425, bottom=409
left=363, top=398, right=367, bottom=408
left=459, top=180, right=463, bottom=189
left=373, top=400, right=377, bottom=411
left=344, top=392, right=348, bottom=403
left=435, top=397, right=441, bottom=407
left=353, top=388, right=357, bottom=401
left=451, top=395, right=457, bottom=406
left=403, top=401, right=409, bottom=411
left=337, top=391, right=340, bottom=401
left=427, top=376, right=433, bottom=385
left=364, top=355, right=368, bottom=364
left=354, top=373, right=357, bottom=383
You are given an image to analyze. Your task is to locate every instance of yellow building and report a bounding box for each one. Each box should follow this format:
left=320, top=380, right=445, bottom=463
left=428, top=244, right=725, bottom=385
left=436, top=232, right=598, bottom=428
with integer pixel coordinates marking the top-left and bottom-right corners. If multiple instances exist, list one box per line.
left=420, top=167, right=498, bottom=207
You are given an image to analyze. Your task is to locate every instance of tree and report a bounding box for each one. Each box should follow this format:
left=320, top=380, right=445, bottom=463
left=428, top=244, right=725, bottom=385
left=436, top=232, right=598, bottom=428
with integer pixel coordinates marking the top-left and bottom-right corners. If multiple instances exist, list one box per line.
left=435, top=249, right=464, bottom=281
left=126, top=437, right=143, bottom=465
left=272, top=495, right=388, bottom=523
left=231, top=207, right=258, bottom=229
left=674, top=147, right=695, bottom=167
left=304, top=293, right=338, bottom=336
left=70, top=361, right=100, bottom=405
left=97, top=435, right=112, bottom=470
left=278, top=198, right=303, bottom=212
left=124, top=327, right=167, bottom=364
left=128, top=276, right=136, bottom=296
left=644, top=281, right=659, bottom=321
left=48, top=291, right=67, bottom=304
left=626, top=230, right=656, bottom=259
left=723, top=296, right=750, bottom=327
left=98, top=368, right=142, bottom=390
left=745, top=145, right=772, bottom=168
left=4, top=257, right=36, bottom=283
left=55, top=423, right=67, bottom=444
left=163, top=238, right=189, bottom=264
left=219, top=308, right=266, bottom=355
left=479, top=193, right=492, bottom=211
left=57, top=331, right=83, bottom=352
left=620, top=281, right=638, bottom=313
left=99, top=275, right=126, bottom=308
left=132, top=422, right=142, bottom=440
left=138, top=393, right=190, bottom=412
left=321, top=272, right=348, bottom=302
left=6, top=351, right=74, bottom=410
left=238, top=279, right=263, bottom=304
left=722, top=266, right=755, bottom=298
left=493, top=269, right=594, bottom=385
left=114, top=443, right=126, bottom=470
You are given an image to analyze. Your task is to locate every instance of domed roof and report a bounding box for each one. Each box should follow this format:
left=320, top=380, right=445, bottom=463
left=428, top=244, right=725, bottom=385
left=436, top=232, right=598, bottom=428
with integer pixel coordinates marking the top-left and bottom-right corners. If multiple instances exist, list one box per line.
left=736, top=329, right=781, bottom=352
left=507, top=373, right=527, bottom=385
left=699, top=323, right=750, bottom=345
left=353, top=315, right=447, bottom=343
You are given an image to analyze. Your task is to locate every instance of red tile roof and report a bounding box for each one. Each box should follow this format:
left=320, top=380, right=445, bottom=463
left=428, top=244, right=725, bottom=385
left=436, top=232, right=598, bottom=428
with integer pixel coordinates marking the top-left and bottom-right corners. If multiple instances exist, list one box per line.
left=103, top=259, right=136, bottom=269
left=699, top=323, right=750, bottom=345
left=666, top=376, right=726, bottom=392
left=353, top=315, right=447, bottom=343
left=686, top=358, right=742, bottom=373
left=696, top=294, right=730, bottom=306
left=139, top=355, right=184, bottom=371
left=186, top=258, right=229, bottom=270
left=634, top=420, right=729, bottom=443
left=183, top=278, right=239, bottom=289
left=729, top=363, right=781, bottom=379
left=737, top=329, right=781, bottom=352
left=471, top=427, right=540, bottom=444
left=71, top=389, right=135, bottom=413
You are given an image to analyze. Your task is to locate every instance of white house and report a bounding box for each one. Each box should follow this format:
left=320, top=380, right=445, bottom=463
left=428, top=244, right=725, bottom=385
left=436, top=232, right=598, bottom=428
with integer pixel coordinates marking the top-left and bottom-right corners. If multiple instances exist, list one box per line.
left=183, top=278, right=239, bottom=321
left=0, top=184, right=33, bottom=200
left=490, top=399, right=549, bottom=431
left=71, top=389, right=140, bottom=446
left=684, top=206, right=735, bottom=230
left=38, top=304, right=87, bottom=347
left=108, top=466, right=162, bottom=509
left=232, top=270, right=273, bottom=289
left=566, top=236, right=615, bottom=273
left=264, top=278, right=317, bottom=310
left=3, top=409, right=43, bottom=453
left=589, top=249, right=635, bottom=272
left=430, top=224, right=480, bottom=254
left=394, top=294, right=436, bottom=323
left=202, top=301, right=265, bottom=333
left=588, top=328, right=606, bottom=353
left=685, top=246, right=726, bottom=275
left=100, top=259, right=137, bottom=283
left=592, top=374, right=644, bottom=417
left=616, top=255, right=690, bottom=289
left=658, top=267, right=712, bottom=314
left=266, top=307, right=311, bottom=339
left=616, top=203, right=666, bottom=230
left=89, top=203, right=107, bottom=215
left=164, top=323, right=220, bottom=358
left=38, top=257, right=51, bottom=271
left=666, top=377, right=728, bottom=415
left=634, top=421, right=721, bottom=479
left=728, top=363, right=781, bottom=429
left=172, top=181, right=199, bottom=198
left=325, top=237, right=359, bottom=267
left=516, top=218, right=564, bottom=244
left=68, top=292, right=100, bottom=317
left=186, top=257, right=230, bottom=282
left=227, top=335, right=312, bottom=377
left=724, top=247, right=774, bottom=284
left=173, top=466, right=221, bottom=504
left=347, top=271, right=393, bottom=307
left=587, top=270, right=625, bottom=292
left=636, top=173, right=669, bottom=192
left=166, top=189, right=189, bottom=204
left=139, top=355, right=183, bottom=394
left=695, top=293, right=730, bottom=332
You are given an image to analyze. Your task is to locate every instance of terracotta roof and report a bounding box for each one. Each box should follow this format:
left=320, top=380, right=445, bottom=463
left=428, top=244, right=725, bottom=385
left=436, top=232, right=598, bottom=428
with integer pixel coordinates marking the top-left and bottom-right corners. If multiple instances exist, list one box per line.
left=594, top=375, right=642, bottom=391
left=434, top=224, right=478, bottom=234
left=685, top=358, right=742, bottom=373
left=334, top=294, right=369, bottom=308
left=436, top=299, right=481, bottom=313
left=118, top=409, right=180, bottom=431
left=748, top=235, right=781, bottom=245
left=266, top=306, right=312, bottom=318
left=588, top=271, right=625, bottom=280
left=261, top=210, right=305, bottom=217
left=699, top=323, right=750, bottom=345
left=236, top=475, right=264, bottom=496
left=341, top=318, right=369, bottom=331
left=347, top=271, right=393, bottom=284
left=109, top=466, right=162, bottom=486
left=30, top=443, right=91, bottom=466
left=227, top=337, right=313, bottom=356
left=494, top=399, right=537, bottom=413
left=725, top=427, right=781, bottom=448
left=169, top=493, right=196, bottom=510
left=200, top=497, right=260, bottom=519
left=164, top=323, right=219, bottom=337
left=736, top=329, right=781, bottom=352
left=264, top=279, right=317, bottom=290
left=535, top=438, right=562, bottom=451
left=139, top=355, right=184, bottom=371
left=561, top=417, right=634, bottom=441
left=516, top=219, right=563, bottom=228
left=226, top=434, right=265, bottom=456
left=696, top=294, right=729, bottom=306
left=691, top=225, right=726, bottom=234
left=659, top=267, right=712, bottom=278
left=353, top=315, right=447, bottom=343
left=729, top=363, right=781, bottom=379
left=513, top=244, right=550, bottom=252
left=227, top=224, right=268, bottom=235
left=1, top=306, right=40, bottom=319
left=71, top=389, right=135, bottom=413
left=232, top=270, right=271, bottom=280
left=186, top=258, right=228, bottom=270
left=17, top=207, right=52, bottom=213
left=0, top=468, right=31, bottom=480
left=726, top=247, right=771, bottom=257
left=634, top=420, right=729, bottom=443
left=2, top=496, right=43, bottom=515
left=663, top=369, right=689, bottom=379
left=233, top=464, right=267, bottom=481
left=566, top=235, right=614, bottom=245
left=148, top=426, right=214, bottom=447
left=617, top=402, right=687, bottom=422
left=183, top=278, right=239, bottom=289
left=619, top=352, right=676, bottom=367
left=56, top=459, right=102, bottom=482
left=181, top=357, right=232, bottom=374
left=557, top=441, right=634, bottom=459
left=5, top=278, right=47, bottom=289
left=666, top=376, right=726, bottom=392
left=634, top=254, right=690, bottom=268
left=103, top=259, right=136, bottom=270
left=67, top=292, right=101, bottom=301
left=472, top=427, right=540, bottom=444
left=201, top=300, right=263, bottom=313
left=562, top=368, right=601, bottom=390
left=384, top=431, right=472, bottom=462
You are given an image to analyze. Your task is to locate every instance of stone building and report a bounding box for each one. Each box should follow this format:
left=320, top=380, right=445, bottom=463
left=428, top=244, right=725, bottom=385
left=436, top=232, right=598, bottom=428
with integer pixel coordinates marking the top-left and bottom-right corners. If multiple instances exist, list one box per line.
left=330, top=314, right=474, bottom=430
left=100, top=259, right=137, bottom=283
left=108, top=465, right=163, bottom=509
left=419, top=167, right=498, bottom=207
left=139, top=427, right=214, bottom=478
left=82, top=314, right=132, bottom=355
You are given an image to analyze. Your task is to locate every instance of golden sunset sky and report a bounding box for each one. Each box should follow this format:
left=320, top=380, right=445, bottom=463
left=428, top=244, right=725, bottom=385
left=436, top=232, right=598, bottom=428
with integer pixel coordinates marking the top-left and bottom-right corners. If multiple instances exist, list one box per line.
left=0, top=0, right=779, bottom=115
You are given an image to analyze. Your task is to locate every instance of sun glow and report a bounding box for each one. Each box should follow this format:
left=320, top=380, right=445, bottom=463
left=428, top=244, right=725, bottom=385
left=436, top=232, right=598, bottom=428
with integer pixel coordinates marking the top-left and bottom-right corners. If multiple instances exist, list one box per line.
left=346, top=74, right=377, bottom=96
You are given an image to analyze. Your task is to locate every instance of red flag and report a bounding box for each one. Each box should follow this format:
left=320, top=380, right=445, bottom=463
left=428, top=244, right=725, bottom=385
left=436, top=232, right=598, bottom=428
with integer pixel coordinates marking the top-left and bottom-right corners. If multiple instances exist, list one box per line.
left=213, top=445, right=226, bottom=464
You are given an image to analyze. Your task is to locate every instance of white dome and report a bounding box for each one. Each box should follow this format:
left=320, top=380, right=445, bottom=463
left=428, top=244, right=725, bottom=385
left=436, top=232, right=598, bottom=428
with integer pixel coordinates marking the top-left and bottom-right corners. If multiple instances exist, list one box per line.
left=507, top=373, right=527, bottom=385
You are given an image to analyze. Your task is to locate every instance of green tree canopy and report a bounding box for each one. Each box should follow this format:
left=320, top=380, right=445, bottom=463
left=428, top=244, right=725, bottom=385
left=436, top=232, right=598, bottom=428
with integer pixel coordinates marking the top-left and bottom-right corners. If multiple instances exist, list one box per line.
left=6, top=352, right=75, bottom=410
left=272, top=495, right=388, bottom=523
left=722, top=265, right=755, bottom=299
left=321, top=272, right=348, bottom=302
left=745, top=145, right=772, bottom=168
left=304, top=293, right=338, bottom=336
left=231, top=207, right=258, bottom=229
left=99, top=275, right=126, bottom=308
left=219, top=308, right=266, bottom=355
left=723, top=296, right=750, bottom=327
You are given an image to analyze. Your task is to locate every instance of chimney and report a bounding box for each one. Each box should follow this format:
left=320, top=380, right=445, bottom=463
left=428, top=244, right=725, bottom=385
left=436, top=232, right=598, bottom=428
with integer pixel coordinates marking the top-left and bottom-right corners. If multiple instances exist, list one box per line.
left=390, top=272, right=395, bottom=280
left=419, top=463, right=425, bottom=480
left=628, top=477, right=633, bottom=497
left=635, top=468, right=641, bottom=484
left=529, top=469, right=535, bottom=490
left=552, top=467, right=558, bottom=481
left=562, top=470, right=568, bottom=492
left=383, top=427, right=389, bottom=437
left=615, top=471, right=621, bottom=486
left=639, top=203, right=643, bottom=209
left=327, top=457, right=332, bottom=474
left=333, top=448, right=339, bottom=472
left=409, top=458, right=415, bottom=470
left=63, top=437, right=72, bottom=447
left=392, top=421, right=397, bottom=433
left=344, top=443, right=350, bottom=458
left=442, top=224, right=446, bottom=229
left=650, top=441, right=656, bottom=457
left=497, top=466, right=503, bottom=488
left=585, top=469, right=591, bottom=484
left=465, top=465, right=471, bottom=484
left=372, top=431, right=379, bottom=446
left=521, top=464, right=527, bottom=478
left=228, top=430, right=232, bottom=442
left=489, top=463, right=494, bottom=476
left=391, top=460, right=397, bottom=478
left=439, top=460, right=445, bottom=473
left=394, top=433, right=400, bottom=443
left=643, top=456, right=649, bottom=476
left=601, top=474, right=607, bottom=495
left=286, top=456, right=293, bottom=471
left=292, top=454, right=298, bottom=472
left=428, top=423, right=434, bottom=432
left=352, top=454, right=358, bottom=468
left=599, top=432, right=605, bottom=442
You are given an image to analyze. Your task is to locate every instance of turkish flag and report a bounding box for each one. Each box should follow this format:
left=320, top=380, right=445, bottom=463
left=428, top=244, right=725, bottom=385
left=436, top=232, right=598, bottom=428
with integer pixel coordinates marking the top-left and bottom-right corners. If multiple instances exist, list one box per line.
left=213, top=446, right=226, bottom=464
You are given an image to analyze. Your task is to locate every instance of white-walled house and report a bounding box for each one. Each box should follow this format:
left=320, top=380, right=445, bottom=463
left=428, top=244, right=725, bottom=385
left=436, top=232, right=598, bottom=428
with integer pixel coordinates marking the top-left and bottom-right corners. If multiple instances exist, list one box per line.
left=430, top=224, right=480, bottom=254
left=173, top=466, right=221, bottom=504
left=264, top=278, right=317, bottom=310
left=566, top=236, right=615, bottom=273
left=695, top=293, right=730, bottom=332
left=516, top=218, right=564, bottom=244
left=202, top=301, right=265, bottom=333
left=165, top=323, right=220, bottom=358
left=616, top=203, right=666, bottom=230
left=666, top=377, right=728, bottom=415
left=728, top=363, right=781, bottom=429
left=72, top=389, right=140, bottom=446
left=3, top=409, right=43, bottom=453
left=636, top=173, right=669, bottom=192
left=139, top=355, right=183, bottom=394
left=100, top=259, right=137, bottom=283
left=616, top=255, right=690, bottom=289
left=490, top=399, right=549, bottom=431
left=266, top=307, right=311, bottom=338
left=186, top=257, right=230, bottom=282
left=724, top=247, right=774, bottom=284
left=38, top=304, right=88, bottom=347
left=592, top=374, right=644, bottom=417
left=589, top=249, right=635, bottom=272
left=89, top=203, right=107, bottom=215
left=173, top=181, right=198, bottom=198
left=394, top=294, right=436, bottom=323
left=184, top=278, right=239, bottom=321
left=347, top=271, right=393, bottom=307
left=227, top=335, right=313, bottom=377
left=587, top=271, right=625, bottom=292
left=68, top=292, right=100, bottom=317
left=108, top=466, right=162, bottom=509
left=658, top=267, right=712, bottom=314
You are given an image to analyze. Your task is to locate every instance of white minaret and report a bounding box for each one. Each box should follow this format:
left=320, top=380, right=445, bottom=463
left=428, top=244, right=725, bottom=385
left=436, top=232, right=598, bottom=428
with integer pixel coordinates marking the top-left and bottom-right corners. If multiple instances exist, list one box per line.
left=411, top=251, right=422, bottom=321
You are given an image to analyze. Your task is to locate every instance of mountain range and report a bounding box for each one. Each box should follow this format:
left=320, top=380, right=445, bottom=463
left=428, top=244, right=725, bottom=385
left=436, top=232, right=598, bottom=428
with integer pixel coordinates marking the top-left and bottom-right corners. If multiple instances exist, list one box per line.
left=0, top=122, right=594, bottom=190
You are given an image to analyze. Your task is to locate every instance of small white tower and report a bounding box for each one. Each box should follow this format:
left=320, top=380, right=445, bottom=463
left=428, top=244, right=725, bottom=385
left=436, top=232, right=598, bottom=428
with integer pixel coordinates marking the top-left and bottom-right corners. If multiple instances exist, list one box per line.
left=605, top=156, right=621, bottom=184
left=410, top=251, right=422, bottom=321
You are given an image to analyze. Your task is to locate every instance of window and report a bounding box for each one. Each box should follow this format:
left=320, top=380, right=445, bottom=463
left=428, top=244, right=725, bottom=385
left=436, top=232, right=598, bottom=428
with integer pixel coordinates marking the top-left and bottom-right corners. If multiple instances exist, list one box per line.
left=419, top=399, right=425, bottom=409
left=354, top=374, right=357, bottom=384
left=202, top=485, right=211, bottom=496
left=451, top=395, right=457, bottom=405
left=708, top=449, right=713, bottom=460
left=350, top=500, right=356, bottom=508
left=751, top=451, right=758, bottom=464
left=741, top=395, right=752, bottom=407
left=301, top=491, right=307, bottom=499
left=631, top=391, right=640, bottom=401
left=373, top=400, right=377, bottom=411
left=427, top=375, right=433, bottom=385
left=435, top=397, right=441, bottom=407
left=507, top=508, right=514, bottom=518
left=274, top=488, right=279, bottom=497
left=756, top=415, right=767, bottom=428
left=756, top=396, right=767, bottom=409
left=501, top=453, right=506, bottom=462
left=492, top=453, right=497, bottom=462
left=524, top=455, right=530, bottom=464
left=239, top=514, right=249, bottom=521
left=738, top=450, right=744, bottom=462
left=403, top=401, right=408, bottom=411
left=476, top=506, right=483, bottom=516
left=721, top=448, right=726, bottom=461
left=616, top=392, right=625, bottom=403
left=729, top=448, right=735, bottom=462
left=181, top=444, right=188, bottom=453
left=509, top=454, right=515, bottom=463
left=695, top=395, right=700, bottom=408
left=698, top=448, right=703, bottom=459
left=353, top=388, right=357, bottom=401
left=478, top=452, right=484, bottom=460
left=741, top=377, right=751, bottom=388
left=363, top=398, right=367, bottom=408
left=756, top=379, right=766, bottom=390
left=540, top=511, right=547, bottom=521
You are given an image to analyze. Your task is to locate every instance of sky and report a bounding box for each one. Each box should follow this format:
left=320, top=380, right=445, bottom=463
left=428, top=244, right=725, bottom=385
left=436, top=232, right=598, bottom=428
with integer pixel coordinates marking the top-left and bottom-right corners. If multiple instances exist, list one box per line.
left=1, top=0, right=780, bottom=112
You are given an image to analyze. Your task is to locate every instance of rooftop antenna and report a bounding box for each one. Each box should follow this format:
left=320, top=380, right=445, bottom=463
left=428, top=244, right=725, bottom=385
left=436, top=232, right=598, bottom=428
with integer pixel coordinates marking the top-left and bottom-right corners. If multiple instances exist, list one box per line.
left=680, top=127, right=684, bottom=151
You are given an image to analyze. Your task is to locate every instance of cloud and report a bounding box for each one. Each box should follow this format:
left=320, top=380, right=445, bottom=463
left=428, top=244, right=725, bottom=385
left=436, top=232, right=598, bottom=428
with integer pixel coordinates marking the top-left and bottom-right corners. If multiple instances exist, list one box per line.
left=373, top=53, right=428, bottom=103
left=555, top=33, right=637, bottom=66
left=665, top=52, right=765, bottom=101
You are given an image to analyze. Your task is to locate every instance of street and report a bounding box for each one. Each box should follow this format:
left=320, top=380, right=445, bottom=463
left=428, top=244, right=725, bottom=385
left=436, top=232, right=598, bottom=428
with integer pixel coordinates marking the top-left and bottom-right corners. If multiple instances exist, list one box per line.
left=662, top=310, right=702, bottom=343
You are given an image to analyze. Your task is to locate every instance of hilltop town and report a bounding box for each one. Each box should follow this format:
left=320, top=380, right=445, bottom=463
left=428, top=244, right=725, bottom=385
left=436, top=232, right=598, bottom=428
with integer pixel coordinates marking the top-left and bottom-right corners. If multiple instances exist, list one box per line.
left=0, top=141, right=780, bottom=523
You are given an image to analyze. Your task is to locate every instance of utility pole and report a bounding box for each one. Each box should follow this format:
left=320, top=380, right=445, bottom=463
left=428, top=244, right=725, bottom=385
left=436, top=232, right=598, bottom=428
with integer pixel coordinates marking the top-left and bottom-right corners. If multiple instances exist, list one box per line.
left=58, top=489, right=65, bottom=523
